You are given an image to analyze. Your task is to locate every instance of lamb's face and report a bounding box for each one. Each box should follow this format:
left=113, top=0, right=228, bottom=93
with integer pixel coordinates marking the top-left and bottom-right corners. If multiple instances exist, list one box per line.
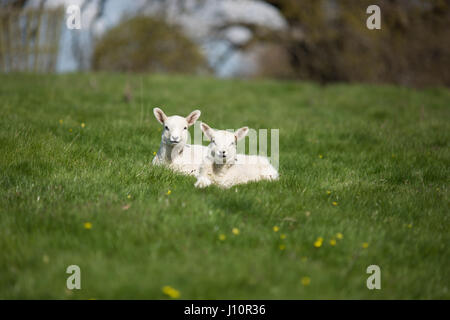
left=162, top=116, right=189, bottom=145
left=210, top=130, right=237, bottom=164
left=201, top=123, right=249, bottom=165
left=153, top=108, right=201, bottom=146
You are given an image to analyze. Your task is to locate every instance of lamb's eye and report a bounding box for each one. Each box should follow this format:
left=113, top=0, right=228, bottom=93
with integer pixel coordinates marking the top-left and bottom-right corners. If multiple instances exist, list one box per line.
left=230, top=142, right=234, bottom=146
left=211, top=139, right=215, bottom=144
left=184, top=127, right=187, bottom=130
left=164, top=126, right=169, bottom=130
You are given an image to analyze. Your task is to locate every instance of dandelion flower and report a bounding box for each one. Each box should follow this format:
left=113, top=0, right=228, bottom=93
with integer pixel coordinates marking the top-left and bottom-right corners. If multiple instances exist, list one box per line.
left=153, top=151, right=157, bottom=156
left=162, top=286, right=180, bottom=299
left=81, top=123, right=85, bottom=128
left=326, top=190, right=331, bottom=195
left=332, top=201, right=338, bottom=206
left=301, top=277, right=311, bottom=286
left=336, top=233, right=343, bottom=240
left=319, top=154, right=323, bottom=159
left=279, top=244, right=286, bottom=251
left=407, top=223, right=413, bottom=228
left=273, top=226, right=279, bottom=232
left=280, top=234, right=286, bottom=240
left=218, top=234, right=226, bottom=241
left=166, top=190, right=171, bottom=195
left=127, top=194, right=132, bottom=199
left=362, top=242, right=369, bottom=249
left=330, top=239, right=337, bottom=246
left=232, top=228, right=240, bottom=235
left=69, top=128, right=72, bottom=132
left=84, top=222, right=92, bottom=229
left=314, top=237, right=323, bottom=248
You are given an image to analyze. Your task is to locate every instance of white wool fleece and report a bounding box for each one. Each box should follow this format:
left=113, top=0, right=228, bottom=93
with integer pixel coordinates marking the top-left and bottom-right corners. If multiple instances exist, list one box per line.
left=195, top=122, right=279, bottom=188
left=152, top=107, right=208, bottom=176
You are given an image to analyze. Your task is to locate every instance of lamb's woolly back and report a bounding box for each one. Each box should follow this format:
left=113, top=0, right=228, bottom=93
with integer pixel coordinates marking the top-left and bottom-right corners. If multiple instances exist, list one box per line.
left=195, top=122, right=279, bottom=188
left=152, top=107, right=207, bottom=176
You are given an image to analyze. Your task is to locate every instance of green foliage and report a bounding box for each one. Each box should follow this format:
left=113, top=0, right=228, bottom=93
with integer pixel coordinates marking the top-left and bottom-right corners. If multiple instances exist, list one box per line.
left=92, top=16, right=207, bottom=74
left=0, top=73, right=449, bottom=298
left=264, top=0, right=450, bottom=87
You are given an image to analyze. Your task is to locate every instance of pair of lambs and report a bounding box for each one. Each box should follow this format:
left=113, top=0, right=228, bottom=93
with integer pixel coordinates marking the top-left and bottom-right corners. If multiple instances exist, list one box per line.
left=152, top=108, right=279, bottom=188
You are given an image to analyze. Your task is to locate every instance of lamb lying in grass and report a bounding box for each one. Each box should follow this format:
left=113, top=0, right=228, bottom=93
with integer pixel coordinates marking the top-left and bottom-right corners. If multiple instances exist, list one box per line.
left=194, top=122, right=279, bottom=188
left=152, top=107, right=207, bottom=176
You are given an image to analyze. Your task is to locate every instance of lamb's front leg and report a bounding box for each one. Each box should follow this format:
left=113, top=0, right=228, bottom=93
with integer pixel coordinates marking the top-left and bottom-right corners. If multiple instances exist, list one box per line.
left=195, top=158, right=213, bottom=188
left=195, top=175, right=212, bottom=188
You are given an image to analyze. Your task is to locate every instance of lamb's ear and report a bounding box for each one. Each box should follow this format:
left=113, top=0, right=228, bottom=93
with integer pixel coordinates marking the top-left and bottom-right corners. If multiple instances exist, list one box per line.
left=153, top=107, right=167, bottom=125
left=186, top=110, right=201, bottom=127
left=200, top=122, right=214, bottom=140
left=235, top=127, right=249, bottom=141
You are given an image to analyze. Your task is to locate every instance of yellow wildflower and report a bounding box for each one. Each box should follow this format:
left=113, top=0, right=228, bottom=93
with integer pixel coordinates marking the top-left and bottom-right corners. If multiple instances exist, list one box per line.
left=279, top=244, right=286, bottom=251
left=153, top=151, right=157, bottom=156
left=314, top=237, right=323, bottom=248
left=232, top=228, right=240, bottom=235
left=326, top=190, right=332, bottom=195
left=319, top=154, right=323, bottom=159
left=280, top=234, right=286, bottom=240
left=84, top=222, right=92, bottom=229
left=81, top=123, right=85, bottom=128
left=59, top=119, right=63, bottom=124
left=332, top=201, right=338, bottom=206
left=336, top=233, right=343, bottom=240
left=362, top=242, right=369, bottom=249
left=273, top=226, right=279, bottom=232
left=301, top=277, right=311, bottom=286
left=330, top=239, right=337, bottom=246
left=166, top=190, right=171, bottom=195
left=162, top=286, right=180, bottom=299
left=218, top=234, right=226, bottom=241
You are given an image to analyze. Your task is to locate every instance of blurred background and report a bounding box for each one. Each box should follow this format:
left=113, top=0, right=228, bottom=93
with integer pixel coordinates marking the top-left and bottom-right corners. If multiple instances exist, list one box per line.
left=0, top=0, right=449, bottom=87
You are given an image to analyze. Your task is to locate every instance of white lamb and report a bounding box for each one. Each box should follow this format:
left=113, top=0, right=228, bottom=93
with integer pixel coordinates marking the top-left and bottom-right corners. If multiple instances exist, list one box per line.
left=152, top=107, right=208, bottom=176
left=194, top=122, right=279, bottom=188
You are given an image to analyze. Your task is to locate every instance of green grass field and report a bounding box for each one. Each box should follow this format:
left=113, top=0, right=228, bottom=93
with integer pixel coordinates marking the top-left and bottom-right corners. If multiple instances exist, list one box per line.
left=0, top=73, right=449, bottom=299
